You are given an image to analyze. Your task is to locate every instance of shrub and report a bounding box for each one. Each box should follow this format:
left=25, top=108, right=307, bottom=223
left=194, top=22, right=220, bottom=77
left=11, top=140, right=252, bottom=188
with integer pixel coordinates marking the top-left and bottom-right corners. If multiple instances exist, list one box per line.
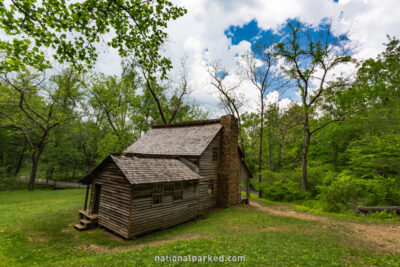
left=306, top=162, right=335, bottom=196
left=259, top=178, right=308, bottom=202
left=318, top=171, right=400, bottom=211
left=0, top=176, right=28, bottom=191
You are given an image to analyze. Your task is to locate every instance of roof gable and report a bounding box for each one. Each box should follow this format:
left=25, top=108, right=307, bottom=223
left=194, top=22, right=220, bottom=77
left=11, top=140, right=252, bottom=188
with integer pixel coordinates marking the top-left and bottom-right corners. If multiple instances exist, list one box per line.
left=124, top=123, right=222, bottom=156
left=80, top=155, right=201, bottom=185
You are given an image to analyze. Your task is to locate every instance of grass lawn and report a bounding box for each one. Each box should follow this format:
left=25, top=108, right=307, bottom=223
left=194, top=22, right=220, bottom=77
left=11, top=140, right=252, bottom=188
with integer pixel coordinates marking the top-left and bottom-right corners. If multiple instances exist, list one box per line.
left=0, top=189, right=399, bottom=266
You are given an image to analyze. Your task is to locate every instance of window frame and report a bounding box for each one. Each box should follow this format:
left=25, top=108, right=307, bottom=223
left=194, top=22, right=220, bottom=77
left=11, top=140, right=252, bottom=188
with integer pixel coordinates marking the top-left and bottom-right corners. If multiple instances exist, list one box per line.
left=173, top=181, right=183, bottom=201
left=152, top=183, right=164, bottom=205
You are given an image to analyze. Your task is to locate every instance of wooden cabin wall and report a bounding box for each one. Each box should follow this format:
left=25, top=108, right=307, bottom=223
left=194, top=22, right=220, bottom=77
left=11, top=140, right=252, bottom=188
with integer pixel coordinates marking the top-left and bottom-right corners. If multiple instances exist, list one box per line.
left=198, top=133, right=220, bottom=214
left=89, top=161, right=132, bottom=239
left=129, top=181, right=198, bottom=237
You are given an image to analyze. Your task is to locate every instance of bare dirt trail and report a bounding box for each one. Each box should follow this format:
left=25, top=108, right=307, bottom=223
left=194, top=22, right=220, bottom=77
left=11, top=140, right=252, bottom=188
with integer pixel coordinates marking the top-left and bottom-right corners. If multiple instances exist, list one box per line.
left=250, top=201, right=400, bottom=253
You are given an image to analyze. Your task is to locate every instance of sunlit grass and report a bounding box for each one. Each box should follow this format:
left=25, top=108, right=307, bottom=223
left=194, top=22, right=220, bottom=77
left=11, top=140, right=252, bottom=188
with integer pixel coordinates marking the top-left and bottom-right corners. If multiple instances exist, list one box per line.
left=0, top=189, right=399, bottom=266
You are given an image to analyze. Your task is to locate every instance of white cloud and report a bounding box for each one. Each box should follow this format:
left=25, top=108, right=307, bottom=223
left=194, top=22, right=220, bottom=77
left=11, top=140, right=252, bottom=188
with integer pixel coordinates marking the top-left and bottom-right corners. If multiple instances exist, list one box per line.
left=93, top=0, right=400, bottom=117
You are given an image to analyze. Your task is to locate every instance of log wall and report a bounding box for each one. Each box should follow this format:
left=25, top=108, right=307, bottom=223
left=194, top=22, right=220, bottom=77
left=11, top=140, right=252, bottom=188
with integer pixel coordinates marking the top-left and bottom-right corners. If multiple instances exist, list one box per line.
left=198, top=133, right=220, bottom=214
left=89, top=161, right=132, bottom=239
left=129, top=181, right=198, bottom=237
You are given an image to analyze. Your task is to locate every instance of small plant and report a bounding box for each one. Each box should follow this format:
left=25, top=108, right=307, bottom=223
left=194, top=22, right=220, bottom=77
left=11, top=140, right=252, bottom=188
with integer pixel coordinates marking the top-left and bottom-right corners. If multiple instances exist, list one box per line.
left=367, top=210, right=398, bottom=219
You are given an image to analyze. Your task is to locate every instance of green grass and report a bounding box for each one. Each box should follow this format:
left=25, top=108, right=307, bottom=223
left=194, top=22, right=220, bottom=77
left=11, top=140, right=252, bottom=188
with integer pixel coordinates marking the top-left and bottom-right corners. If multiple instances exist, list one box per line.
left=0, top=190, right=399, bottom=266
left=250, top=194, right=400, bottom=225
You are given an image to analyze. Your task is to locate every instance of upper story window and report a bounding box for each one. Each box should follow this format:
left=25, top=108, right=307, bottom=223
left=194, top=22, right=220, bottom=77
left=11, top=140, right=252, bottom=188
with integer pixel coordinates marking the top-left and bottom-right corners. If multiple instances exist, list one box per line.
left=152, top=183, right=164, bottom=204
left=212, top=147, right=218, bottom=161
left=173, top=181, right=183, bottom=201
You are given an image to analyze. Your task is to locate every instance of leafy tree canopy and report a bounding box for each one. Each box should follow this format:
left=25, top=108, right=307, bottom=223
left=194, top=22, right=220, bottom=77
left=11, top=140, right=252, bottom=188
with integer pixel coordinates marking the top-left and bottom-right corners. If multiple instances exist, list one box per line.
left=0, top=0, right=186, bottom=75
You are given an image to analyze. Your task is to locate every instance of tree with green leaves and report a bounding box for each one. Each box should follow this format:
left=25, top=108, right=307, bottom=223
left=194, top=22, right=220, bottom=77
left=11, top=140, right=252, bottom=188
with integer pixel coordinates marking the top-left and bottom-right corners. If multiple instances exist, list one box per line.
left=87, top=69, right=142, bottom=156
left=275, top=20, right=354, bottom=191
left=0, top=69, right=83, bottom=190
left=0, top=0, right=186, bottom=76
left=242, top=45, right=289, bottom=197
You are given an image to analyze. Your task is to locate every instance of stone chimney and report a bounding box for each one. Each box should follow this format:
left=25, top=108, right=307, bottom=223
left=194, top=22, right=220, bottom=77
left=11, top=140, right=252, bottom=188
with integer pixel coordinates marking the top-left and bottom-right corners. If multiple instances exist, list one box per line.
left=217, top=115, right=240, bottom=207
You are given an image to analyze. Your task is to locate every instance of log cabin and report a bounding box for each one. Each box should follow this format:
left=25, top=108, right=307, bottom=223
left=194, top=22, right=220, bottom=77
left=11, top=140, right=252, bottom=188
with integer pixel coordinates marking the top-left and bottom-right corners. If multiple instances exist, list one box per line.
left=75, top=115, right=252, bottom=239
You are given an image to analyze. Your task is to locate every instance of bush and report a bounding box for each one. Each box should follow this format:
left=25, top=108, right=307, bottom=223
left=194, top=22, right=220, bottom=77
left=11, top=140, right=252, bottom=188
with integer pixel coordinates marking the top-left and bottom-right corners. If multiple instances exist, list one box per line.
left=306, top=162, right=335, bottom=196
left=0, top=176, right=28, bottom=191
left=368, top=210, right=398, bottom=219
left=299, top=199, right=345, bottom=213
left=318, top=171, right=400, bottom=211
left=259, top=178, right=309, bottom=202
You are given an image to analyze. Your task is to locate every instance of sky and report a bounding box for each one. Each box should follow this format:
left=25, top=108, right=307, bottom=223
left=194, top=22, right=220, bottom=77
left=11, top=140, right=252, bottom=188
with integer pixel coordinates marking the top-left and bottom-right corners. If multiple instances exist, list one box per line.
left=95, top=0, right=400, bottom=116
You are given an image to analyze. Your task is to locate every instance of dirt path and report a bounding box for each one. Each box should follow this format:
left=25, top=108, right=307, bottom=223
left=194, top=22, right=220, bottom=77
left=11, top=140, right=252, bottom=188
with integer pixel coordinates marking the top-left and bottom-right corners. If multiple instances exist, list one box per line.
left=250, top=201, right=400, bottom=253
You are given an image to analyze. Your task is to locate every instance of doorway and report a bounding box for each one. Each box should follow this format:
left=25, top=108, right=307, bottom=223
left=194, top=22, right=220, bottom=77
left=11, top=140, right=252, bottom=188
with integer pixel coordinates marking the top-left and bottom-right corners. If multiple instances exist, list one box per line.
left=92, top=184, right=102, bottom=214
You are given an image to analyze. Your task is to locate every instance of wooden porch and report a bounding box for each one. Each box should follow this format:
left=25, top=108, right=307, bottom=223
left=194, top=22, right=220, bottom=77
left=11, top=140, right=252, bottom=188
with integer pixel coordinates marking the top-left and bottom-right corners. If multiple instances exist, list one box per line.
left=74, top=210, right=98, bottom=231
left=74, top=184, right=99, bottom=231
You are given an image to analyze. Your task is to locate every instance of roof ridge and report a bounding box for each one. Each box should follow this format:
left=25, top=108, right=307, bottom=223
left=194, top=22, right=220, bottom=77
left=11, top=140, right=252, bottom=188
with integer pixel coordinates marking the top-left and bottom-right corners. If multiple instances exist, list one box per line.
left=152, top=118, right=220, bottom=128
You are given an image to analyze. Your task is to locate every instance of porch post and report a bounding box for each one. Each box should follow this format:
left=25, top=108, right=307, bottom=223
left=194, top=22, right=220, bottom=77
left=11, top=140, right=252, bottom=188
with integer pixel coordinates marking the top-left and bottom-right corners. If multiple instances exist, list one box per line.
left=83, top=184, right=90, bottom=210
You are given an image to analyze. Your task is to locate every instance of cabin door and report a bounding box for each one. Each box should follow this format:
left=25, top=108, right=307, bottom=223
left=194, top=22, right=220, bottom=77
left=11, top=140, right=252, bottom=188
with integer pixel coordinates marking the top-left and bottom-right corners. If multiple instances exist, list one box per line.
left=92, top=184, right=102, bottom=214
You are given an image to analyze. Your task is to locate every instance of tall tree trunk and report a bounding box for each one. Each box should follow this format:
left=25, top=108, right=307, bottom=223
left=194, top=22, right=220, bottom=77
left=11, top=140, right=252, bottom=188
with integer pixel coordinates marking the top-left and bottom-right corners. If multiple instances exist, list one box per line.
left=277, top=143, right=283, bottom=171
left=301, top=122, right=311, bottom=191
left=258, top=98, right=264, bottom=198
left=28, top=154, right=39, bottom=191
left=45, top=166, right=54, bottom=186
left=28, top=140, right=46, bottom=191
left=268, top=125, right=272, bottom=171
left=13, top=145, right=25, bottom=177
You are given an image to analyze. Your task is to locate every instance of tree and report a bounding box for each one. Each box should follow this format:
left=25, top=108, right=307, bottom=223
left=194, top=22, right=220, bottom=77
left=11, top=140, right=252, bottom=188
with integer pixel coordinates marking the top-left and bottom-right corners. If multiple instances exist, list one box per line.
left=242, top=45, right=289, bottom=197
left=208, top=61, right=246, bottom=151
left=87, top=69, right=141, bottom=155
left=352, top=37, right=400, bottom=135
left=274, top=103, right=303, bottom=170
left=0, top=70, right=83, bottom=190
left=0, top=0, right=186, bottom=76
left=275, top=20, right=354, bottom=190
left=131, top=56, right=193, bottom=125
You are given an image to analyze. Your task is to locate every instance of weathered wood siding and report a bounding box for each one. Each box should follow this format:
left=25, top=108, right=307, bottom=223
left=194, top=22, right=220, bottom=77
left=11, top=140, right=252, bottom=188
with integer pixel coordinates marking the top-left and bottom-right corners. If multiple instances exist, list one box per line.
left=198, top=132, right=220, bottom=214
left=89, top=161, right=132, bottom=238
left=129, top=181, right=198, bottom=237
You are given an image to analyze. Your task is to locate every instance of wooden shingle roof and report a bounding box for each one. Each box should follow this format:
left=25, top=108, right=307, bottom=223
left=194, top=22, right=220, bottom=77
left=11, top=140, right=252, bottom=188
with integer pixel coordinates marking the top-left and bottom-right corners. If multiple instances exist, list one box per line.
left=124, top=122, right=222, bottom=156
left=80, top=155, right=201, bottom=185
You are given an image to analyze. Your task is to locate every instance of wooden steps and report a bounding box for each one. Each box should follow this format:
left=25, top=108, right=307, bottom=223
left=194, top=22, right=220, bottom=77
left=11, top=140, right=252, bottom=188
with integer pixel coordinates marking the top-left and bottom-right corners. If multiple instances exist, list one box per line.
left=79, top=210, right=99, bottom=221
left=74, top=210, right=99, bottom=231
left=74, top=223, right=87, bottom=231
left=80, top=218, right=92, bottom=225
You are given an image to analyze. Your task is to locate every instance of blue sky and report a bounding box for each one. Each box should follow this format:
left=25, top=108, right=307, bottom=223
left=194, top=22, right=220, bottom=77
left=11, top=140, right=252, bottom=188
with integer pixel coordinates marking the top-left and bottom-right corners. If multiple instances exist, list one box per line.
left=93, top=0, right=400, bottom=114
left=223, top=17, right=351, bottom=100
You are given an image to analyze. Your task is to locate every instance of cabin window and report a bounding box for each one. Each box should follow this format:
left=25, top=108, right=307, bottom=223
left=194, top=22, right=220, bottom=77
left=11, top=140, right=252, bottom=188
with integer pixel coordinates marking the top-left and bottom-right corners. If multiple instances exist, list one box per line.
left=208, top=180, right=214, bottom=194
left=152, top=183, right=164, bottom=205
left=173, top=181, right=183, bottom=201
left=212, top=147, right=218, bottom=161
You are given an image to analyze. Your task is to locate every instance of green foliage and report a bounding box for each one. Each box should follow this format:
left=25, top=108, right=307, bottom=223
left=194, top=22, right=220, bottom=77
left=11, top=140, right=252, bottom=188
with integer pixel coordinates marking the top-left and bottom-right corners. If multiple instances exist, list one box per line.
left=318, top=171, right=400, bottom=211
left=256, top=170, right=309, bottom=202
left=346, top=134, right=400, bottom=178
left=0, top=0, right=186, bottom=75
left=259, top=179, right=307, bottom=202
left=241, top=37, right=400, bottom=213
